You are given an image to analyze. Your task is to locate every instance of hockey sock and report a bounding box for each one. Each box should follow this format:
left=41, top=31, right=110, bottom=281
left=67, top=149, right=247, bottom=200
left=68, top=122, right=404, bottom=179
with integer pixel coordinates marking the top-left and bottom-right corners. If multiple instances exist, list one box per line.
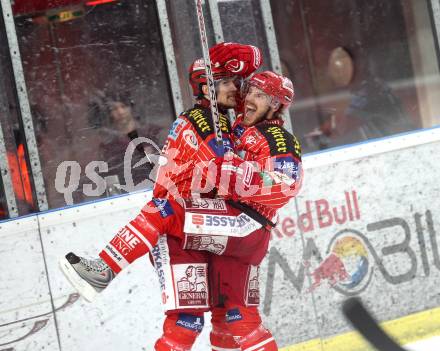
left=155, top=312, right=204, bottom=351
left=225, top=307, right=278, bottom=351
left=210, top=307, right=240, bottom=351
left=99, top=206, right=162, bottom=274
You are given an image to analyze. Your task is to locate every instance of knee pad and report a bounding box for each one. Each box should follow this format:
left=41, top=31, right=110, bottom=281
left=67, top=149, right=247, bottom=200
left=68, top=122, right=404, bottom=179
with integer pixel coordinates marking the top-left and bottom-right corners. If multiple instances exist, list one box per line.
left=210, top=307, right=240, bottom=351
left=155, top=312, right=204, bottom=351
left=225, top=307, right=277, bottom=351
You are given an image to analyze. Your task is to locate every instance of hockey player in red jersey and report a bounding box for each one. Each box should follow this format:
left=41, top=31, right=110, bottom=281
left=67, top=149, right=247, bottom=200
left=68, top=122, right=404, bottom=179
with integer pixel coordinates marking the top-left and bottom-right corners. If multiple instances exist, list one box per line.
left=200, top=71, right=302, bottom=351
left=221, top=70, right=303, bottom=218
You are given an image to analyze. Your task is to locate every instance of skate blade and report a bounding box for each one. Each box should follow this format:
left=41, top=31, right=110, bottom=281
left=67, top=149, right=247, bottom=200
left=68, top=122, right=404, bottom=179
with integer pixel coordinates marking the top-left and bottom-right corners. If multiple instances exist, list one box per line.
left=59, top=257, right=98, bottom=303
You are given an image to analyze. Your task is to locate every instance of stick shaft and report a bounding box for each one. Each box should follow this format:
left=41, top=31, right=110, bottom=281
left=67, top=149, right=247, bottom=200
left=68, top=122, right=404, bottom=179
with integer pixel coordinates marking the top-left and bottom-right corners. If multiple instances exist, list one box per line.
left=343, top=297, right=407, bottom=351
left=195, top=0, right=224, bottom=153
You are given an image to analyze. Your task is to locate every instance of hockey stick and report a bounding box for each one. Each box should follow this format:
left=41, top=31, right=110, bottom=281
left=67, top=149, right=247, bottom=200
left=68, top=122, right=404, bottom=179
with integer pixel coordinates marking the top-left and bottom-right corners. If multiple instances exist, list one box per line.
left=342, top=297, right=408, bottom=351
left=195, top=0, right=224, bottom=153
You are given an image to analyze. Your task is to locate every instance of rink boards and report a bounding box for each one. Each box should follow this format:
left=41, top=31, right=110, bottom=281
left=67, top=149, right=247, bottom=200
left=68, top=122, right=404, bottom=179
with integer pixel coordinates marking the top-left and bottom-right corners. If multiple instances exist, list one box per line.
left=1, top=128, right=440, bottom=351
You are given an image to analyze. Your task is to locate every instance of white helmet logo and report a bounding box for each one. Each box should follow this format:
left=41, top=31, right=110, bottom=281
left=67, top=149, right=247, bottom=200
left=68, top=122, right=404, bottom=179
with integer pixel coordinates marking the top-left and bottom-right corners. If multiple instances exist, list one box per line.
left=226, top=59, right=245, bottom=73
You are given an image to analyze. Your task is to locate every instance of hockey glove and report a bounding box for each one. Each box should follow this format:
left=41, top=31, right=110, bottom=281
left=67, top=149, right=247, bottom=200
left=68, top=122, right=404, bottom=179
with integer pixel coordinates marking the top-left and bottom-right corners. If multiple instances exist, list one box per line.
left=215, top=153, right=259, bottom=200
left=210, top=42, right=263, bottom=77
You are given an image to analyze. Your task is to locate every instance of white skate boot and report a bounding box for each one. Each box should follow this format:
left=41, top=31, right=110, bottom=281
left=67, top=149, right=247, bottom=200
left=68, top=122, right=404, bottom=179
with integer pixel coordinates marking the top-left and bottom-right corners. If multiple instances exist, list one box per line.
left=59, top=252, right=115, bottom=302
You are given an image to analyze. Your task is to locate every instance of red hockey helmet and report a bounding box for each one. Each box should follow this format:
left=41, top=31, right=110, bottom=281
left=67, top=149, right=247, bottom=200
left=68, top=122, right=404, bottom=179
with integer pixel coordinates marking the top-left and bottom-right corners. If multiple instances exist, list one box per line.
left=246, top=71, right=294, bottom=109
left=189, top=58, right=236, bottom=97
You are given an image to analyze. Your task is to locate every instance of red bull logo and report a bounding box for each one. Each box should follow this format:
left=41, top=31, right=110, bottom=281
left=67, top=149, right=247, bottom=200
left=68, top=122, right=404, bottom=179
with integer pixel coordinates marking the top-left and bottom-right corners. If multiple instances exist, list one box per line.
left=307, top=234, right=371, bottom=293
left=271, top=190, right=361, bottom=239
left=308, top=253, right=349, bottom=291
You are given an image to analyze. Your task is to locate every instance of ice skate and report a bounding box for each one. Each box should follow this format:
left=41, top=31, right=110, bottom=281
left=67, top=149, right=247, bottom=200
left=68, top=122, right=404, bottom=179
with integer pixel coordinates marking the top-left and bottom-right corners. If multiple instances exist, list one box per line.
left=59, top=252, right=115, bottom=302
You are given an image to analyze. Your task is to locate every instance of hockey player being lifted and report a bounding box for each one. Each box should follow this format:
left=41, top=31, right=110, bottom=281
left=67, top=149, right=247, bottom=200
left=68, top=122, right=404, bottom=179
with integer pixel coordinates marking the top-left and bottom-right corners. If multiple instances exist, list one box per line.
left=60, top=43, right=302, bottom=351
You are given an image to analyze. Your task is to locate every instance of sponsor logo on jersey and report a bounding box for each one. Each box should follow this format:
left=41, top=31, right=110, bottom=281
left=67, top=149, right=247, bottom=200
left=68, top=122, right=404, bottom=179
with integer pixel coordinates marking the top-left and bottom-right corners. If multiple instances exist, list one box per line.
left=226, top=308, right=243, bottom=323
left=223, top=137, right=233, bottom=153
left=189, top=109, right=211, bottom=135
left=191, top=213, right=253, bottom=228
left=110, top=227, right=141, bottom=256
left=267, top=126, right=288, bottom=153
left=168, top=118, right=188, bottom=140
left=257, top=124, right=302, bottom=158
left=245, top=135, right=257, bottom=144
left=184, top=198, right=227, bottom=212
left=293, top=135, right=301, bottom=157
left=274, top=156, right=299, bottom=180
left=192, top=214, right=205, bottom=225
left=268, top=171, right=296, bottom=186
left=219, top=114, right=231, bottom=133
left=176, top=313, right=204, bottom=332
left=233, top=123, right=246, bottom=138
left=183, top=130, right=199, bottom=150
left=246, top=266, right=260, bottom=305
left=151, top=236, right=176, bottom=309
left=183, top=234, right=228, bottom=255
left=208, top=138, right=224, bottom=157
left=207, top=135, right=234, bottom=156
left=105, top=243, right=126, bottom=265
left=152, top=198, right=174, bottom=218
left=185, top=211, right=261, bottom=237
left=242, top=162, right=254, bottom=188
left=151, top=238, right=167, bottom=293
left=174, top=263, right=208, bottom=307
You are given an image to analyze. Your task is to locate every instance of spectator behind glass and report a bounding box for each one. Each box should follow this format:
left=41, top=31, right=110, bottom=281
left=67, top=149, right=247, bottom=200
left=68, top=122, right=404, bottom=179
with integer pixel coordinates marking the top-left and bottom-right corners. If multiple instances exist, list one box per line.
left=305, top=48, right=414, bottom=150
left=345, top=76, right=413, bottom=140
left=87, top=91, right=159, bottom=196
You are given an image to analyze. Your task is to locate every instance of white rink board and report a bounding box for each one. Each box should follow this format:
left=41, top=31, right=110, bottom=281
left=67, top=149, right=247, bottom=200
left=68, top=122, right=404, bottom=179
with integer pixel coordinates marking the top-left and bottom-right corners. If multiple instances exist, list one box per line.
left=38, top=191, right=166, bottom=351
left=0, top=137, right=440, bottom=350
left=0, top=216, right=59, bottom=350
left=264, top=139, right=440, bottom=347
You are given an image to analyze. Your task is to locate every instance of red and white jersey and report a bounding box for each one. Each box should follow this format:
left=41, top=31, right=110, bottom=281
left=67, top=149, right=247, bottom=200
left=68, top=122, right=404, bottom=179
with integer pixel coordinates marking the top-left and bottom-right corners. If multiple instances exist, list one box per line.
left=153, top=102, right=233, bottom=200
left=231, top=116, right=303, bottom=220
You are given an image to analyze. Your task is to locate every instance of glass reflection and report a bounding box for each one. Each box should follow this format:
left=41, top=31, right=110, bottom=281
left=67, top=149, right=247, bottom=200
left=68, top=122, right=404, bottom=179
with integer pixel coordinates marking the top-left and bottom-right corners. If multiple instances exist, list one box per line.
left=13, top=0, right=173, bottom=208
left=270, top=0, right=440, bottom=153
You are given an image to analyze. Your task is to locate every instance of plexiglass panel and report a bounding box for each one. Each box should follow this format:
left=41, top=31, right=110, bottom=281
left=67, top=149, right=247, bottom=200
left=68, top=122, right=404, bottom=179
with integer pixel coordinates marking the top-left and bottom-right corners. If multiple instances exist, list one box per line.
left=0, top=7, right=37, bottom=219
left=217, top=0, right=271, bottom=70
left=0, top=174, right=8, bottom=219
left=166, top=0, right=213, bottom=109
left=13, top=0, right=173, bottom=208
left=271, top=0, right=440, bottom=153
